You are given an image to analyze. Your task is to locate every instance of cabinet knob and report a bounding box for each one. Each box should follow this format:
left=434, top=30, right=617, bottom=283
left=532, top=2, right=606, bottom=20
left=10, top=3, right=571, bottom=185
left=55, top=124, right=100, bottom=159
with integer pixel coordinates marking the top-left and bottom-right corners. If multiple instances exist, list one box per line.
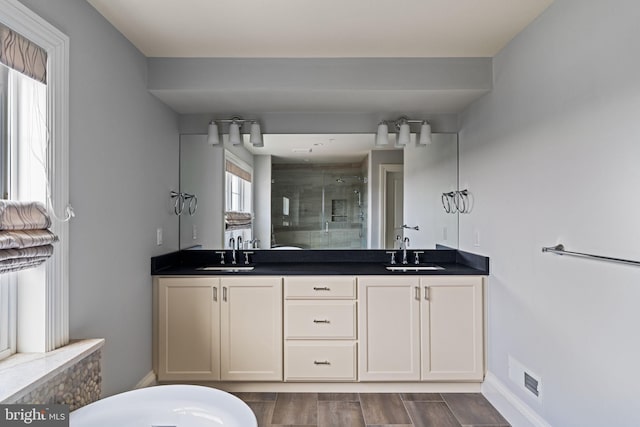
left=313, top=360, right=331, bottom=365
left=313, top=286, right=331, bottom=291
left=313, top=319, right=330, bottom=324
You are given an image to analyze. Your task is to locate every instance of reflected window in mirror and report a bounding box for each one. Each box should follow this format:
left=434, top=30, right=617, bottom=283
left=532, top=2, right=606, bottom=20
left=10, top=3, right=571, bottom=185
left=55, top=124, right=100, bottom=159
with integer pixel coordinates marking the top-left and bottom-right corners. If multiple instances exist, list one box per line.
left=225, top=153, right=253, bottom=248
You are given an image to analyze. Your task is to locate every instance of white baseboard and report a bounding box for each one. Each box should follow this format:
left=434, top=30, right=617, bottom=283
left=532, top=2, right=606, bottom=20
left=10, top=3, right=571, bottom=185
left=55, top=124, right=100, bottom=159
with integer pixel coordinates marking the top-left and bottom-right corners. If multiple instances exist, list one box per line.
left=482, top=372, right=552, bottom=427
left=134, top=371, right=157, bottom=389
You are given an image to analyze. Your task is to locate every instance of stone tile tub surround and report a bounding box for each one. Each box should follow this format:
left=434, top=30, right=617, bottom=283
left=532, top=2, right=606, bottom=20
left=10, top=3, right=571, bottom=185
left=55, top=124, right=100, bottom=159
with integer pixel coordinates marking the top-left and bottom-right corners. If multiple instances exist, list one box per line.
left=151, top=248, right=490, bottom=275
left=0, top=339, right=104, bottom=411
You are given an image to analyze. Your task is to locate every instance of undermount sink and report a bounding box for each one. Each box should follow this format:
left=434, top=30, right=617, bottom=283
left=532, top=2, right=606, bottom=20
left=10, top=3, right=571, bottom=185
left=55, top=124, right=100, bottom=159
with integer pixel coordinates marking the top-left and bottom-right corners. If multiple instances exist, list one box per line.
left=386, top=265, right=444, bottom=271
left=196, top=265, right=255, bottom=272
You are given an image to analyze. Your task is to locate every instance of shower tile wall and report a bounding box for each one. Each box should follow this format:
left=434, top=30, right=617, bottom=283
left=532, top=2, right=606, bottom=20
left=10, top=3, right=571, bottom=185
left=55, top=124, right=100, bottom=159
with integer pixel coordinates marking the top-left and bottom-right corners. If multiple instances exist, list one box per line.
left=272, top=163, right=367, bottom=249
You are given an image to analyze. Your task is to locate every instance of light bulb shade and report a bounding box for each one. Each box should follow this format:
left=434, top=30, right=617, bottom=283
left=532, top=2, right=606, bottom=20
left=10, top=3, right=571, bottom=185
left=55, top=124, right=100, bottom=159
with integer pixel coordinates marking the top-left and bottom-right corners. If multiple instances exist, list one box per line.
left=418, top=121, right=432, bottom=145
left=229, top=121, right=242, bottom=145
left=207, top=122, right=220, bottom=145
left=375, top=122, right=389, bottom=146
left=397, top=122, right=410, bottom=146
left=250, top=121, right=263, bottom=147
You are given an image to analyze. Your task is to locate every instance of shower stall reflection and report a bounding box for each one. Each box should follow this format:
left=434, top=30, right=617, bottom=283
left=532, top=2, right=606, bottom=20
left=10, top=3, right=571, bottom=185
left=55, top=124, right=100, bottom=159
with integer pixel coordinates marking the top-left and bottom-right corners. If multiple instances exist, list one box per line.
left=271, top=163, right=368, bottom=249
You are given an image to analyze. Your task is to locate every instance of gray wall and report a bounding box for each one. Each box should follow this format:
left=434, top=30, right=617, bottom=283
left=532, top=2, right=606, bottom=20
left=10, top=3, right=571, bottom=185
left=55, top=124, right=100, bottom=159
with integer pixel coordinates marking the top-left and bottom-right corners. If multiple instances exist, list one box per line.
left=19, top=0, right=179, bottom=396
left=253, top=155, right=272, bottom=249
left=459, top=0, right=640, bottom=425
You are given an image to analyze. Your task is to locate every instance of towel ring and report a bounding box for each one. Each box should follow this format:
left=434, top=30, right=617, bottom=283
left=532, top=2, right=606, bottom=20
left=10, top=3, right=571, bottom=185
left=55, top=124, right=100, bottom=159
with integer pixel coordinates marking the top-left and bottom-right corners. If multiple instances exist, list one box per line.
left=441, top=192, right=452, bottom=213
left=441, top=190, right=471, bottom=214
left=187, top=194, right=198, bottom=216
left=170, top=191, right=185, bottom=216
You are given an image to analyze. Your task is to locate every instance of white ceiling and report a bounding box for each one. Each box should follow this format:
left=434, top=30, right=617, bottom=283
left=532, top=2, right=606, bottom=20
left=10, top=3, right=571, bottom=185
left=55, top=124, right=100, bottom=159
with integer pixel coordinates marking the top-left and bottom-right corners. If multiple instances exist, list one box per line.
left=87, top=0, right=553, bottom=58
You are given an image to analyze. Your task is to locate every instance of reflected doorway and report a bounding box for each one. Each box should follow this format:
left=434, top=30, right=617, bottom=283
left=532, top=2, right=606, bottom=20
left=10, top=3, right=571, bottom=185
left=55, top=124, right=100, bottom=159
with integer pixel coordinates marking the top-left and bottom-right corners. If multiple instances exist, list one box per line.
left=380, top=164, right=404, bottom=249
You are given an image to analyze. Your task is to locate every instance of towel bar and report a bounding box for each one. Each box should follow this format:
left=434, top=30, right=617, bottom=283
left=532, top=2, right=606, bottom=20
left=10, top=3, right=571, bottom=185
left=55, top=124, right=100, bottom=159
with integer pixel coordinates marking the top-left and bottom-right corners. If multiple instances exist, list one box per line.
left=542, top=244, right=640, bottom=267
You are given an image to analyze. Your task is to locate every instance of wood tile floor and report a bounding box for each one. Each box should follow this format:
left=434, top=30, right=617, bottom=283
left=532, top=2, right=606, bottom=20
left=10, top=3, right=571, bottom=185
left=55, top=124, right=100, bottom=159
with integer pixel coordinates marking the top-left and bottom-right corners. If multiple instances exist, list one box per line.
left=233, top=392, right=511, bottom=427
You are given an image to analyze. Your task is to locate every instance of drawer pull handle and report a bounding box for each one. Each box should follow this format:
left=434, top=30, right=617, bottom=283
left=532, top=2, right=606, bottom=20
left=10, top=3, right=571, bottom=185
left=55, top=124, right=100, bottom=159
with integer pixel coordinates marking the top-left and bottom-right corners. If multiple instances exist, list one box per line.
left=314, top=360, right=331, bottom=365
left=313, top=286, right=331, bottom=291
left=313, top=319, right=330, bottom=324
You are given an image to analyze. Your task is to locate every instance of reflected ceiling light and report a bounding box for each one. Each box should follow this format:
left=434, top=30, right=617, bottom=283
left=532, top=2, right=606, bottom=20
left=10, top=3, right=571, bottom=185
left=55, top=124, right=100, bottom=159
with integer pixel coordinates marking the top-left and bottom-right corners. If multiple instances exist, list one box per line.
left=206, top=116, right=263, bottom=147
left=207, top=121, right=219, bottom=145
left=375, top=116, right=432, bottom=147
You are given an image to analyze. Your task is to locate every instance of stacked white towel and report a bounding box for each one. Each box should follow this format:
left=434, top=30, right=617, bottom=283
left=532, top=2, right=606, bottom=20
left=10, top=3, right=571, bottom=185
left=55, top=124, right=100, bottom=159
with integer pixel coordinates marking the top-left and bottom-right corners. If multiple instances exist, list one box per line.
left=0, top=200, right=57, bottom=273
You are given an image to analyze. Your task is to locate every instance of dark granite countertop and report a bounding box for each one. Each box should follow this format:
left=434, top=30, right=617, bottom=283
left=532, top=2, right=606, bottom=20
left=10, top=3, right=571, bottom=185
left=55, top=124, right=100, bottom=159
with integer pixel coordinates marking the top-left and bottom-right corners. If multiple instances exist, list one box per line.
left=151, top=248, right=489, bottom=276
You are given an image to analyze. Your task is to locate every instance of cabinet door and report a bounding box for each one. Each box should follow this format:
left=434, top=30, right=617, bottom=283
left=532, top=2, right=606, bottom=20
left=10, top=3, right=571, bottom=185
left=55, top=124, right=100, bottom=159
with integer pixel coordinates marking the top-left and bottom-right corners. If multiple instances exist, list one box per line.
left=220, top=277, right=283, bottom=381
left=358, top=276, right=420, bottom=381
left=157, top=277, right=220, bottom=381
left=421, top=276, right=484, bottom=381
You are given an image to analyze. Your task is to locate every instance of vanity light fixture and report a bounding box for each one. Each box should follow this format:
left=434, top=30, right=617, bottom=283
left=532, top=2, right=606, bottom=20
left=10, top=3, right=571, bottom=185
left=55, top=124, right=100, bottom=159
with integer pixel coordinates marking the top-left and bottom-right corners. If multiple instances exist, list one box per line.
left=206, top=116, right=263, bottom=147
left=249, top=121, right=263, bottom=147
left=418, top=120, right=432, bottom=145
left=228, top=119, right=242, bottom=145
left=207, top=121, right=220, bottom=145
left=375, top=116, right=432, bottom=147
left=375, top=122, right=389, bottom=146
left=397, top=118, right=411, bottom=146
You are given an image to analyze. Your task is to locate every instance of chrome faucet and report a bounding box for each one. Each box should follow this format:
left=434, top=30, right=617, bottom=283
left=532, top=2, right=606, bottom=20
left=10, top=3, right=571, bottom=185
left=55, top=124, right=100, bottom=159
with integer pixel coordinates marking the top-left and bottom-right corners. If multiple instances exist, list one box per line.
left=229, top=237, right=236, bottom=264
left=237, top=236, right=243, bottom=251
left=402, top=237, right=410, bottom=264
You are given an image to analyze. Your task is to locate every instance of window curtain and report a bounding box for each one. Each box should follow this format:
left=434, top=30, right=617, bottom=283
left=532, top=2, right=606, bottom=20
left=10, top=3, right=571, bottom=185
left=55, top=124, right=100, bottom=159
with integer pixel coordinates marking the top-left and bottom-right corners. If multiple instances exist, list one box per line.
left=225, top=211, right=252, bottom=231
left=225, top=160, right=252, bottom=182
left=0, top=23, right=47, bottom=84
left=0, top=200, right=57, bottom=273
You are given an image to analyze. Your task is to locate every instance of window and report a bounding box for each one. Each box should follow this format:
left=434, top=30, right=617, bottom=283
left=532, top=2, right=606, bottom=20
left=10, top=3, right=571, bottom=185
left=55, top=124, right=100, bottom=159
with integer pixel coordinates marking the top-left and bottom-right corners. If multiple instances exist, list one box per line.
left=0, top=0, right=70, bottom=359
left=0, top=49, right=48, bottom=362
left=225, top=158, right=252, bottom=213
left=0, top=274, right=16, bottom=359
left=224, top=154, right=253, bottom=245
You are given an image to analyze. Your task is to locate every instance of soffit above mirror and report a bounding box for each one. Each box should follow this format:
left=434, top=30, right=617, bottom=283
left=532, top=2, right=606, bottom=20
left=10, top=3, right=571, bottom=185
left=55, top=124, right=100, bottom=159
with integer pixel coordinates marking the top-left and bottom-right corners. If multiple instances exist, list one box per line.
left=148, top=57, right=493, bottom=117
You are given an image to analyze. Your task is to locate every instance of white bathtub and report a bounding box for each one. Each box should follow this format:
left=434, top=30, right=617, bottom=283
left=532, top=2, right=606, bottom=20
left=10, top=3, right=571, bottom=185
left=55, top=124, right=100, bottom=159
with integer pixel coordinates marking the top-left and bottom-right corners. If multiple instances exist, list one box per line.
left=70, top=384, right=257, bottom=427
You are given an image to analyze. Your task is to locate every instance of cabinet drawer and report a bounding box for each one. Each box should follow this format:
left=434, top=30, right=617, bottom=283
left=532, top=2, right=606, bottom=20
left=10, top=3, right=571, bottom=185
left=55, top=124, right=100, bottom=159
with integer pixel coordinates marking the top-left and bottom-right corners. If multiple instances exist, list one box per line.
left=285, top=301, right=356, bottom=339
left=284, top=276, right=356, bottom=299
left=285, top=341, right=356, bottom=381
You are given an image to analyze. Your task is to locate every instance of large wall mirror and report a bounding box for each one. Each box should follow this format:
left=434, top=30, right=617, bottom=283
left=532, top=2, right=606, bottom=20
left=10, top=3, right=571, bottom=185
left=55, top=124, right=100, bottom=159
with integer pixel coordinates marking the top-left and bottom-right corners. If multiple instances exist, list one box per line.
left=179, top=133, right=459, bottom=250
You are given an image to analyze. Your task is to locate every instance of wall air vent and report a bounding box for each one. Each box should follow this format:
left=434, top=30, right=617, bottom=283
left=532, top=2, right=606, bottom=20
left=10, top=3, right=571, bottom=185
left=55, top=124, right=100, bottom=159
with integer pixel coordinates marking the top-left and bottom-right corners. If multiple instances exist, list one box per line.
left=524, top=372, right=540, bottom=397
left=508, top=355, right=542, bottom=402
